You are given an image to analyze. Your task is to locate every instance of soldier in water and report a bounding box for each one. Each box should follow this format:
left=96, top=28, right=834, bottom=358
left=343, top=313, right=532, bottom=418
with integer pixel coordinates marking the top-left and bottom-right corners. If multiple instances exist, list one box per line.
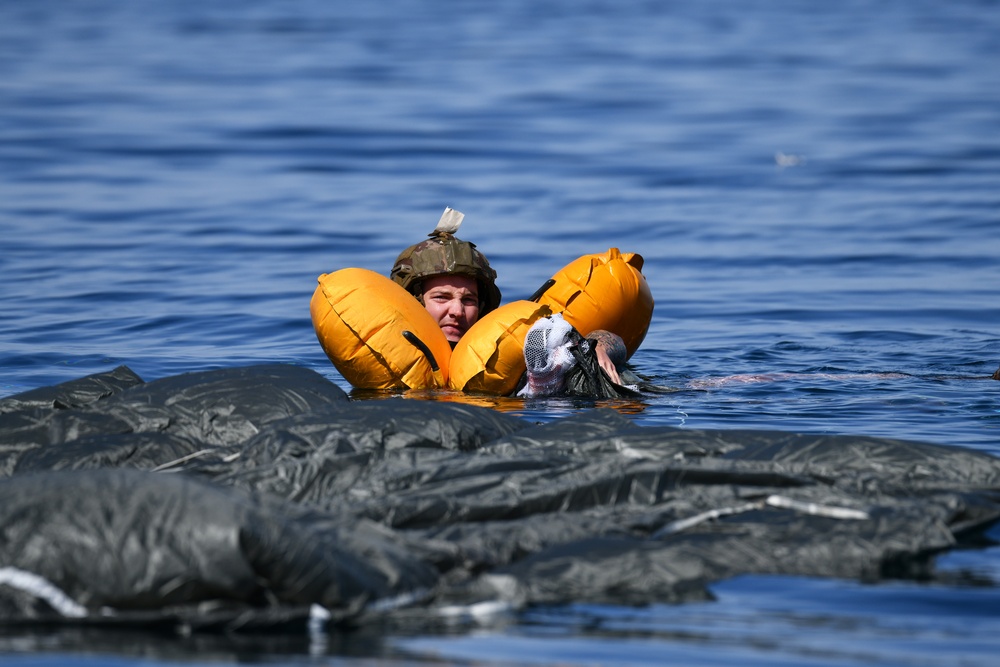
left=389, top=209, right=630, bottom=390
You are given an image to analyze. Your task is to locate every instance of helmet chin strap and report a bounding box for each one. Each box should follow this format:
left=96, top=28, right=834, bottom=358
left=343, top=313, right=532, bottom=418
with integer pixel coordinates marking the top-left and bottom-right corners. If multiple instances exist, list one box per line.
left=432, top=207, right=465, bottom=236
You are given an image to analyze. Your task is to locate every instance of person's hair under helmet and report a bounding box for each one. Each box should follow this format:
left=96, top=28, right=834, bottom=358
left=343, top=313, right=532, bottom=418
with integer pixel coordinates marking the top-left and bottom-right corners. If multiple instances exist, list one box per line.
left=390, top=208, right=502, bottom=316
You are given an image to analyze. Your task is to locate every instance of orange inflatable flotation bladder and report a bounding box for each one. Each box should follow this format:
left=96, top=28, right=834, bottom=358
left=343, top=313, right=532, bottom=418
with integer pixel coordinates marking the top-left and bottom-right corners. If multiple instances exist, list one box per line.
left=310, top=268, right=451, bottom=389
left=448, top=300, right=553, bottom=396
left=534, top=248, right=653, bottom=358
left=311, top=248, right=652, bottom=394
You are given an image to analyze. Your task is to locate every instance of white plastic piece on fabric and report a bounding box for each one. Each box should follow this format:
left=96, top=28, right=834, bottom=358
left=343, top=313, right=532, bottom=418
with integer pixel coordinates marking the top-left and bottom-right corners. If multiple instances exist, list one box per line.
left=651, top=495, right=870, bottom=539
left=518, top=313, right=578, bottom=397
left=0, top=566, right=88, bottom=618
left=308, top=604, right=331, bottom=656
left=363, top=587, right=434, bottom=614
left=651, top=502, right=763, bottom=538
left=435, top=574, right=523, bottom=623
left=433, top=207, right=465, bottom=235
left=765, top=495, right=870, bottom=520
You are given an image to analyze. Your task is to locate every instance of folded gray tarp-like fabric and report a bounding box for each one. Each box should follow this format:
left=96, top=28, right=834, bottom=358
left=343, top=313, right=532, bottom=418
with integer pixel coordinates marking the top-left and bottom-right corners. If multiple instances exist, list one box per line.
left=1, top=364, right=998, bottom=633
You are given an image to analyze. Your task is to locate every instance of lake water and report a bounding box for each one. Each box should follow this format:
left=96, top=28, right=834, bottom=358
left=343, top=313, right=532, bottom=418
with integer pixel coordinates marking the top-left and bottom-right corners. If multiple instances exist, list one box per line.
left=2, top=0, right=1000, bottom=664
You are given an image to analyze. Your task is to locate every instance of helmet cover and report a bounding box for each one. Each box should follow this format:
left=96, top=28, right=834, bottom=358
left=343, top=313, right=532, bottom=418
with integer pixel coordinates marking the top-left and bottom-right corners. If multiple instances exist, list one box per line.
left=390, top=212, right=502, bottom=315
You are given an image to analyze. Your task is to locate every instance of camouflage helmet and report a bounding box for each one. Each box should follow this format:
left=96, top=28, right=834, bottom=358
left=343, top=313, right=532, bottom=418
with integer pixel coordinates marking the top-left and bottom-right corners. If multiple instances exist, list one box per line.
left=390, top=209, right=502, bottom=316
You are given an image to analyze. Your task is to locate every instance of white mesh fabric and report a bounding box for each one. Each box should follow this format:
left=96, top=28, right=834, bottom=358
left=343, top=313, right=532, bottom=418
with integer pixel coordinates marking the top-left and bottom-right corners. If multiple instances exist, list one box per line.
left=518, top=314, right=578, bottom=397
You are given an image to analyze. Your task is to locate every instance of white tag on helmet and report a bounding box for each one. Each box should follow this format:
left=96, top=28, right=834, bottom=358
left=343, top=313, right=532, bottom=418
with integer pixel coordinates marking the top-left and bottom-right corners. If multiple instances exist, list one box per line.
left=434, top=207, right=465, bottom=235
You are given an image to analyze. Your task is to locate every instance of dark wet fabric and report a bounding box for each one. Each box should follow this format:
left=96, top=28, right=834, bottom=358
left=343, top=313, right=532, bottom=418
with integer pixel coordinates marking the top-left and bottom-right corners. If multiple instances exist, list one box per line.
left=514, top=326, right=644, bottom=400
left=1, top=364, right=999, bottom=635
left=0, top=364, right=350, bottom=476
left=0, top=365, right=143, bottom=415
left=563, top=332, right=643, bottom=399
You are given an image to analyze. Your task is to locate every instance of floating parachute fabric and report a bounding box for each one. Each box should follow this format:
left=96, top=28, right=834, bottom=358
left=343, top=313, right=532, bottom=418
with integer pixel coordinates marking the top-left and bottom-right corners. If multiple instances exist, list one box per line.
left=311, top=268, right=452, bottom=389
left=2, top=365, right=999, bottom=635
left=534, top=248, right=653, bottom=358
left=0, top=365, right=143, bottom=414
left=0, top=364, right=348, bottom=476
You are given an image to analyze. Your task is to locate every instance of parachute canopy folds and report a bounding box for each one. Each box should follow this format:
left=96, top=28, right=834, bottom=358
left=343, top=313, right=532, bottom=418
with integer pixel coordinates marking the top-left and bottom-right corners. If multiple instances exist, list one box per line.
left=1, top=364, right=998, bottom=634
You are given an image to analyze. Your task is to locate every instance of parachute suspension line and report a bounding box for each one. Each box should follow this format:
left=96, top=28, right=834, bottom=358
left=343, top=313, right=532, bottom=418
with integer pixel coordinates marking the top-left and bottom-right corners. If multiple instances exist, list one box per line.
left=151, top=449, right=241, bottom=473
left=765, top=495, right=870, bottom=520
left=652, top=501, right=763, bottom=538
left=652, top=495, right=870, bottom=538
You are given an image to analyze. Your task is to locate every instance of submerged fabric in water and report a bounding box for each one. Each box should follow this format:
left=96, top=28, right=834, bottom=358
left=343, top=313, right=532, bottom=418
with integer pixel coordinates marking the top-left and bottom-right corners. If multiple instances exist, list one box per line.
left=1, top=364, right=998, bottom=633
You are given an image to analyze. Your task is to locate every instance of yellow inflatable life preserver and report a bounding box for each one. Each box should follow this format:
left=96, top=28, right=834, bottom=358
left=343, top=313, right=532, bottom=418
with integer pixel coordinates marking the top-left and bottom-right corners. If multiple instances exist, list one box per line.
left=310, top=268, right=452, bottom=389
left=448, top=300, right=552, bottom=395
left=311, top=249, right=653, bottom=393
left=533, top=248, right=653, bottom=359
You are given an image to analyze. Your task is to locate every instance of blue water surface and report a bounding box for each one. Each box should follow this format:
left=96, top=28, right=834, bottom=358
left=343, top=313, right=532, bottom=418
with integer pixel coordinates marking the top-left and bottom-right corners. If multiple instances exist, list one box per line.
left=2, top=0, right=999, bottom=665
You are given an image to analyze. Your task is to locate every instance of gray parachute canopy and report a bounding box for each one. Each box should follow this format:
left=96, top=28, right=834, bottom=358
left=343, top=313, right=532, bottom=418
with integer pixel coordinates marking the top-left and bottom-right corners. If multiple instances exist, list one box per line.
left=1, top=364, right=999, bottom=634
